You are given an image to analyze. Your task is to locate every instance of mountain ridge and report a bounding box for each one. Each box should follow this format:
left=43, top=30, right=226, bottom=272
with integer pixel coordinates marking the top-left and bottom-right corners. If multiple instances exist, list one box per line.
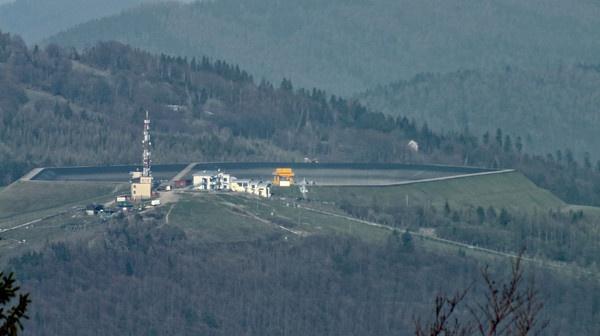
left=48, top=0, right=600, bottom=95
left=358, top=66, right=600, bottom=158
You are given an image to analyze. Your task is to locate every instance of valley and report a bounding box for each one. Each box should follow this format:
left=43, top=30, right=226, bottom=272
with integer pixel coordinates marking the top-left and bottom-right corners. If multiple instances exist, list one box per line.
left=1, top=2, right=600, bottom=332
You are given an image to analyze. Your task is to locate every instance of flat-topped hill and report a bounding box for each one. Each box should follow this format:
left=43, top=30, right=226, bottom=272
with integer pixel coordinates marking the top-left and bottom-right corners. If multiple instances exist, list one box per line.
left=278, top=171, right=565, bottom=212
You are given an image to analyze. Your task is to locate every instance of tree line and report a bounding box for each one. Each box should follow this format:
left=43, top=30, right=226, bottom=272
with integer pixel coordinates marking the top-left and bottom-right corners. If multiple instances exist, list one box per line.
left=6, top=216, right=600, bottom=335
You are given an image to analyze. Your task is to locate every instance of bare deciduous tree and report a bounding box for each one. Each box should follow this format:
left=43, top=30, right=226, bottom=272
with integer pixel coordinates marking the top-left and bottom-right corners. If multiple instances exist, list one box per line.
left=415, top=253, right=548, bottom=336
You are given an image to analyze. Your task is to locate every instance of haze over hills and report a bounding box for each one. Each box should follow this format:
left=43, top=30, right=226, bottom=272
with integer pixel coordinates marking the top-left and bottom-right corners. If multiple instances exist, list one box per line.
left=2, top=2, right=600, bottom=332
left=5, top=31, right=600, bottom=206
left=0, top=31, right=456, bottom=183
left=0, top=0, right=193, bottom=43
left=49, top=0, right=600, bottom=95
left=359, top=66, right=600, bottom=158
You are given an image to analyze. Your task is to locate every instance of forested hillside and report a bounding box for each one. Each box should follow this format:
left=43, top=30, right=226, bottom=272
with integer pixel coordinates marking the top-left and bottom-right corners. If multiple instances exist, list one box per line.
left=4, top=31, right=600, bottom=206
left=359, top=67, right=600, bottom=158
left=9, top=217, right=600, bottom=335
left=49, top=0, right=600, bottom=95
left=0, top=31, right=437, bottom=184
left=0, top=0, right=191, bottom=43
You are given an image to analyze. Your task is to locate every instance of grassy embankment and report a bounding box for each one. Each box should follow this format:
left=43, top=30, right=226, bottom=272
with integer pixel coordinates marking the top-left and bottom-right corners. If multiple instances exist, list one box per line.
left=165, top=192, right=599, bottom=279
left=274, top=171, right=565, bottom=212
left=0, top=181, right=127, bottom=228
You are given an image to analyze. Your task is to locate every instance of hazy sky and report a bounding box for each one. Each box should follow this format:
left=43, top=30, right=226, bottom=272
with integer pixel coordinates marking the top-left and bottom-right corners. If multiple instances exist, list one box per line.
left=0, top=0, right=196, bottom=6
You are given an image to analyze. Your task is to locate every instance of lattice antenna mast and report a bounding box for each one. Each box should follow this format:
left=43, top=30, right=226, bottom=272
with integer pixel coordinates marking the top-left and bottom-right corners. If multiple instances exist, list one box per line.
left=142, top=111, right=152, bottom=177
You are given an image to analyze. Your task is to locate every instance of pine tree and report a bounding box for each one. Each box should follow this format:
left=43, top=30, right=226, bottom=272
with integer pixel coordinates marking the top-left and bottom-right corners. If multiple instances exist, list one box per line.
left=0, top=272, right=30, bottom=336
left=495, top=128, right=503, bottom=147
left=503, top=135, right=512, bottom=152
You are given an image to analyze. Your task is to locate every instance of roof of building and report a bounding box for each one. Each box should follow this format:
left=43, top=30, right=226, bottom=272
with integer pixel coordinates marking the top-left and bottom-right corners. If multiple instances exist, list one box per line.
left=273, top=168, right=295, bottom=177
left=233, top=178, right=252, bottom=183
left=193, top=170, right=219, bottom=177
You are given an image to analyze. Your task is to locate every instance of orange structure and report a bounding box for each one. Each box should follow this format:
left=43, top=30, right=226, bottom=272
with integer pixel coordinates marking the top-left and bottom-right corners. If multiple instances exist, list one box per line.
left=273, top=168, right=295, bottom=187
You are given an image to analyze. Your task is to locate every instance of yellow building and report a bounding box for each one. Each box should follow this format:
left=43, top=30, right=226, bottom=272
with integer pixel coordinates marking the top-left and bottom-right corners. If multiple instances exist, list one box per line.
left=273, top=168, right=295, bottom=187
left=131, top=176, right=153, bottom=200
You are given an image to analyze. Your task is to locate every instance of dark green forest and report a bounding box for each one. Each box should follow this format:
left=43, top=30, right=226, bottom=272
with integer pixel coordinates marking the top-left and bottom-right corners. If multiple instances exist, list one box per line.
left=359, top=67, right=600, bottom=158
left=48, top=0, right=600, bottom=95
left=337, top=195, right=600, bottom=269
left=8, top=217, right=600, bottom=335
left=3, top=31, right=600, bottom=207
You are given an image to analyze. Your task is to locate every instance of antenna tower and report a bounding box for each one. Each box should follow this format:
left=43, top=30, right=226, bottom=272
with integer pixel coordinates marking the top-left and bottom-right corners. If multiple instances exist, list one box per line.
left=142, top=111, right=152, bottom=177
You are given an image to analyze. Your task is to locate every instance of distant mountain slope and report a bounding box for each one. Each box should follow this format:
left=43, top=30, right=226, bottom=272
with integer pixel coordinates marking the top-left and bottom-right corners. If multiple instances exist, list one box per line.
left=4, top=30, right=600, bottom=206
left=0, top=0, right=192, bottom=43
left=358, top=66, right=600, bottom=158
left=0, top=30, right=455, bottom=184
left=49, top=0, right=600, bottom=95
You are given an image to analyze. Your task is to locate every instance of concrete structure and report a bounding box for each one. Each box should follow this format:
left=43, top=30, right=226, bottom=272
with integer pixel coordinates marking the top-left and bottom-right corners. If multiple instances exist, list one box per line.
left=273, top=168, right=295, bottom=187
left=231, top=179, right=252, bottom=193
left=131, top=176, right=153, bottom=200
left=254, top=182, right=271, bottom=198
left=215, top=172, right=231, bottom=190
left=193, top=171, right=231, bottom=191
left=193, top=171, right=216, bottom=191
left=244, top=180, right=271, bottom=198
left=191, top=170, right=271, bottom=198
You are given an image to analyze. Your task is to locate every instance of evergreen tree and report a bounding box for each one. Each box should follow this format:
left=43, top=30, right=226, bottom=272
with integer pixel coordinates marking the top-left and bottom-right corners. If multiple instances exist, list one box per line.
left=0, top=272, right=30, bottom=336
left=495, top=128, right=503, bottom=147
left=515, top=136, right=523, bottom=153
left=503, top=135, right=512, bottom=152
left=401, top=229, right=414, bottom=252
left=476, top=206, right=485, bottom=224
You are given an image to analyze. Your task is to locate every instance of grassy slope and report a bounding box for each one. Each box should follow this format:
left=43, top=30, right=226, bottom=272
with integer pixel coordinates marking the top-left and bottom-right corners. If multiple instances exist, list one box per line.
left=166, top=193, right=392, bottom=243
left=167, top=194, right=279, bottom=242
left=169, top=193, right=597, bottom=279
left=0, top=181, right=127, bottom=225
left=0, top=181, right=127, bottom=261
left=0, top=187, right=593, bottom=279
left=277, top=171, right=565, bottom=212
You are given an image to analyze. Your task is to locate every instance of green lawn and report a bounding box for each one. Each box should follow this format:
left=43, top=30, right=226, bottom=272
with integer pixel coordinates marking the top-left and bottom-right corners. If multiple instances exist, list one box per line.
left=276, top=171, right=564, bottom=212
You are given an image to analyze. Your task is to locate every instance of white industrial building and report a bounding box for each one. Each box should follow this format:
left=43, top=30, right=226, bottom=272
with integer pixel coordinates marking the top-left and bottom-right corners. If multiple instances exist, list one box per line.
left=193, top=171, right=271, bottom=198
left=253, top=182, right=271, bottom=198
left=231, top=179, right=252, bottom=192
left=193, top=171, right=231, bottom=191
